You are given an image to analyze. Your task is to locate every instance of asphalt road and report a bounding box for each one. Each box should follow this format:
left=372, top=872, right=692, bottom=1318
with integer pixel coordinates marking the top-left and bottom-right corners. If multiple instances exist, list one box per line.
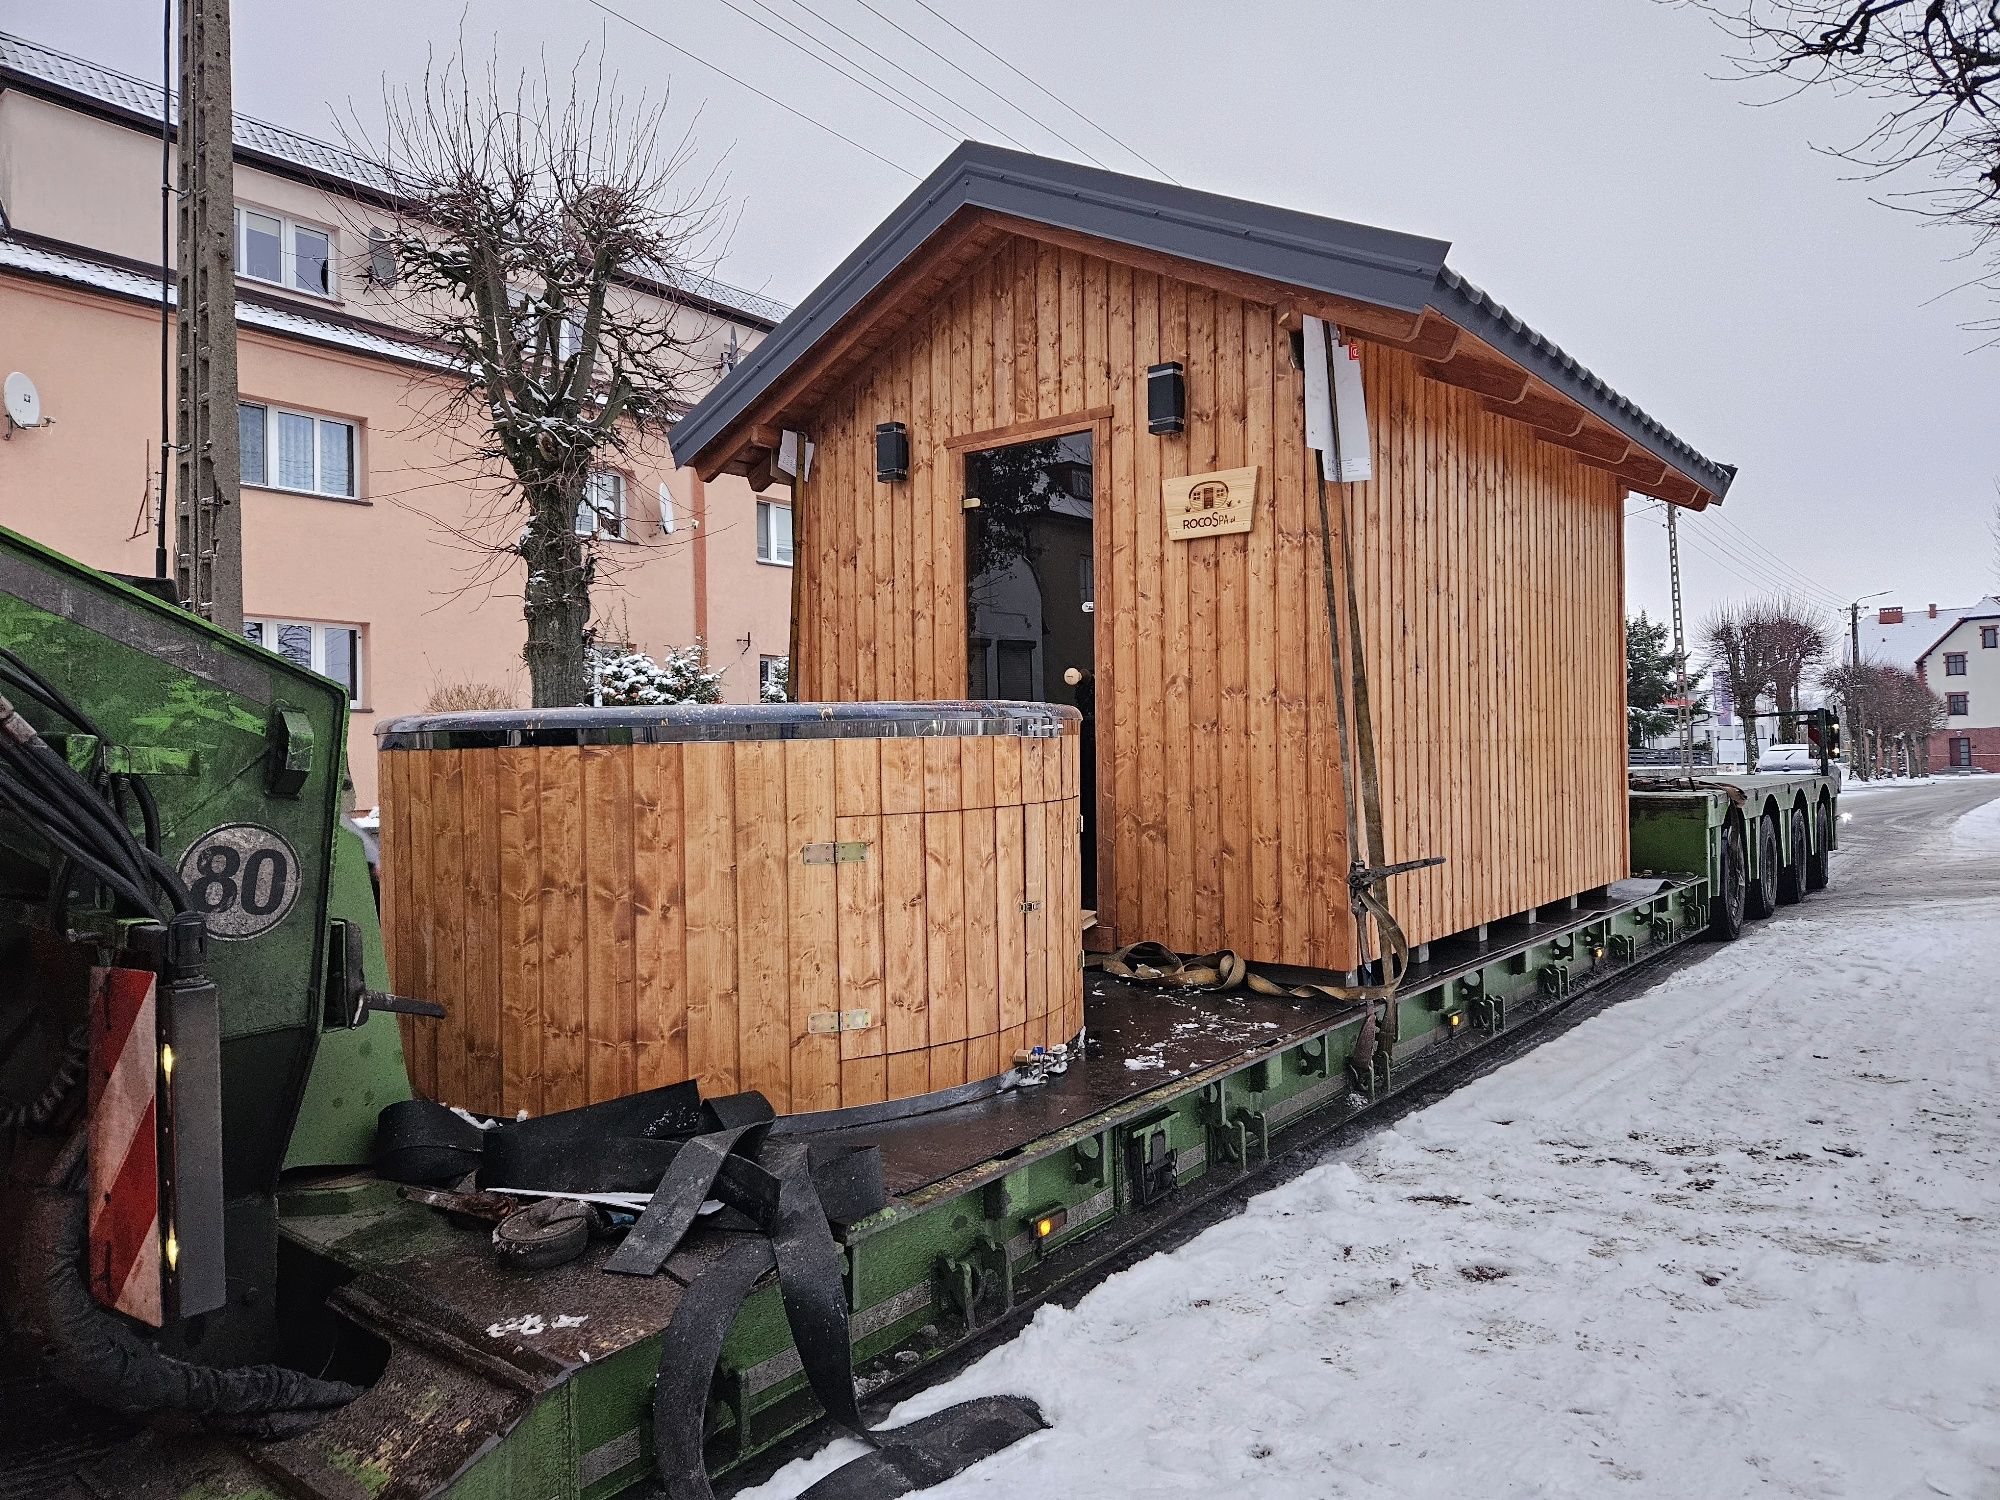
left=1825, top=775, right=2000, bottom=909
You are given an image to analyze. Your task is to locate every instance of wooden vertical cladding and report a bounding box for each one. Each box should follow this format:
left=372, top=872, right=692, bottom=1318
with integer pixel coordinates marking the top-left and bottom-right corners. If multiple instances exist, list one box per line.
left=379, top=717, right=1083, bottom=1118
left=788, top=230, right=1628, bottom=973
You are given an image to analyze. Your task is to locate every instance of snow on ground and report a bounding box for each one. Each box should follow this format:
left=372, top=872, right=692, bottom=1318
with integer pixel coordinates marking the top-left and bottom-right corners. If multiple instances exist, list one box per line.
left=1952, top=793, right=2000, bottom=857
left=1837, top=775, right=1939, bottom=796
left=742, top=800, right=2000, bottom=1500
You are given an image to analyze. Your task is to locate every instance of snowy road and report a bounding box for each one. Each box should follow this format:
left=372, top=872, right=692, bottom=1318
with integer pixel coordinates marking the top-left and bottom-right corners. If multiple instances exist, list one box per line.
left=742, top=779, right=2000, bottom=1500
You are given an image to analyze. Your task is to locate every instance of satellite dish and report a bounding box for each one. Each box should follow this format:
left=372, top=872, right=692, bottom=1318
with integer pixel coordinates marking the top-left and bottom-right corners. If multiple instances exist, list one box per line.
left=4, top=372, right=43, bottom=430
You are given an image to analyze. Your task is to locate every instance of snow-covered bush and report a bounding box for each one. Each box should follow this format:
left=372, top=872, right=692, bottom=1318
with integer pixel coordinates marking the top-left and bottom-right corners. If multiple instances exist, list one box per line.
left=592, top=641, right=724, bottom=706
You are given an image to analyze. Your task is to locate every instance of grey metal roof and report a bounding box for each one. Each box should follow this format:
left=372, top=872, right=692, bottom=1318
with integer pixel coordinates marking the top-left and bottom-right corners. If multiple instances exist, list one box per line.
left=0, top=30, right=791, bottom=330
left=672, top=142, right=1732, bottom=501
left=1433, top=269, right=1735, bottom=498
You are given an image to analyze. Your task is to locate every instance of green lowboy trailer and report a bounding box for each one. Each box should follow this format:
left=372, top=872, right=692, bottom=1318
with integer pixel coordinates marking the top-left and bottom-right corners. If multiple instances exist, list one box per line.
left=0, top=523, right=1837, bottom=1498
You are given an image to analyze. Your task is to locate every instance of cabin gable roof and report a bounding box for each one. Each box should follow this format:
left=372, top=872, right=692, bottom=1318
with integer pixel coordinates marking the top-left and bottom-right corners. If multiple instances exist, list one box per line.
left=674, top=142, right=1734, bottom=507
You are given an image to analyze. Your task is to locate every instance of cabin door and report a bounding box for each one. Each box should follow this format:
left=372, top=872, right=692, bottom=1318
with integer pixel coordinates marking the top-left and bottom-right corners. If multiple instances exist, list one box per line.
left=964, top=429, right=1097, bottom=907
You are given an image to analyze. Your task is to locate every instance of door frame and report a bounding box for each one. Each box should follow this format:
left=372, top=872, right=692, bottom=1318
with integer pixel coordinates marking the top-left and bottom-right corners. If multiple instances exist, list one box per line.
left=948, top=407, right=1115, bottom=941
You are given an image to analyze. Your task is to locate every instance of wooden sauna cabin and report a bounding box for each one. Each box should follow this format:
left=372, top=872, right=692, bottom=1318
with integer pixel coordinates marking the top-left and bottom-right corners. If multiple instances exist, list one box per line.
left=375, top=702, right=1083, bottom=1117
left=672, top=143, right=1735, bottom=977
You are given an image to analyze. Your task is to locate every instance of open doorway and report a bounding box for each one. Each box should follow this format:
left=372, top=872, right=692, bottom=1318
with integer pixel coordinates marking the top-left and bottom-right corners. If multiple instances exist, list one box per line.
left=964, top=428, right=1096, bottom=907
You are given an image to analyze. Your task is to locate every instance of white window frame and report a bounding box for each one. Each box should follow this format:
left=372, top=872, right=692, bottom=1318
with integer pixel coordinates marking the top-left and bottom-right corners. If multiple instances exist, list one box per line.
left=233, top=205, right=337, bottom=298
left=756, top=499, right=794, bottom=566
left=759, top=655, right=786, bottom=695
left=243, top=617, right=365, bottom=705
left=576, top=471, right=627, bottom=539
left=239, top=401, right=359, bottom=499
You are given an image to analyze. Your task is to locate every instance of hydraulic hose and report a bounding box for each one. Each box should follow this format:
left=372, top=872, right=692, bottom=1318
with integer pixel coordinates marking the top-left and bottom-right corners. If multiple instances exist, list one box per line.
left=10, top=1133, right=362, bottom=1440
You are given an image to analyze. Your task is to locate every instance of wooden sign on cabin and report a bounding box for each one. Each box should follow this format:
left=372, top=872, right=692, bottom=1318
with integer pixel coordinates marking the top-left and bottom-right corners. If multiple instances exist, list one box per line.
left=1163, top=466, right=1258, bottom=540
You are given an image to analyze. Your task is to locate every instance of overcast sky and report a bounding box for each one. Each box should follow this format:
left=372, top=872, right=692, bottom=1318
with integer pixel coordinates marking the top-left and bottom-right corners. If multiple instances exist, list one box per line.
left=23, top=0, right=2000, bottom=639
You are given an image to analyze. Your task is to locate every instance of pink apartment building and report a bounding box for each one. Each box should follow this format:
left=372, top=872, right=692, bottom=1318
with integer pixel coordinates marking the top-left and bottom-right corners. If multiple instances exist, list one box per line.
left=0, top=32, right=798, bottom=806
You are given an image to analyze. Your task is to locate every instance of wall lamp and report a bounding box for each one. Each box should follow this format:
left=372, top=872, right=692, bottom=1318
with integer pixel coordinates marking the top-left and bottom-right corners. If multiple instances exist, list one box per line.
left=876, top=422, right=910, bottom=483
left=1147, top=362, right=1185, bottom=435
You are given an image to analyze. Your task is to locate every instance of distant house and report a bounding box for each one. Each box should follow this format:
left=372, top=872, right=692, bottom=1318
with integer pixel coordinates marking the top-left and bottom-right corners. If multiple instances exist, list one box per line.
left=1857, top=601, right=1994, bottom=675
left=1910, top=601, right=2000, bottom=772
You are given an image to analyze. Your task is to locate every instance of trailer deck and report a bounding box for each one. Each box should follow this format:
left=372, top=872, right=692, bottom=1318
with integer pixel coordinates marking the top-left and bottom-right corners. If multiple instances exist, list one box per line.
left=59, top=863, right=1738, bottom=1500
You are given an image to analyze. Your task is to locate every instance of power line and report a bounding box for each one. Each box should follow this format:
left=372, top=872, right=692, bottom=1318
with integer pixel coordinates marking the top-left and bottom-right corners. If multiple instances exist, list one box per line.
left=1698, top=506, right=1848, bottom=608
left=850, top=0, right=1111, bottom=165
left=1629, top=498, right=1847, bottom=612
left=903, top=0, right=1181, bottom=182
left=712, top=0, right=964, bottom=141
left=583, top=0, right=921, bottom=179
left=768, top=0, right=1033, bottom=149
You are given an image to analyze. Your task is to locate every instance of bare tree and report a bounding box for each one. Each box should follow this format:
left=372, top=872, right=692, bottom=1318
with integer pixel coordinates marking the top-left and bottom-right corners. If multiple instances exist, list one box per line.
left=1825, top=659, right=1946, bottom=773
left=1691, top=2, right=2000, bottom=327
left=351, top=58, right=719, bottom=706
left=1703, top=595, right=1832, bottom=746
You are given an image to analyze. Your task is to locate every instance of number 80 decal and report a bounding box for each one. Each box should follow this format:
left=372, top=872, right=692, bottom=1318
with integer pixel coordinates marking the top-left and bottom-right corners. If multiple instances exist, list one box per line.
left=177, top=822, right=302, bottom=939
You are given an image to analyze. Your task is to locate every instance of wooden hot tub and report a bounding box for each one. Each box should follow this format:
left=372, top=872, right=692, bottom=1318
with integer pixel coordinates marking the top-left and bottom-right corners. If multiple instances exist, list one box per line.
left=375, top=701, right=1083, bottom=1118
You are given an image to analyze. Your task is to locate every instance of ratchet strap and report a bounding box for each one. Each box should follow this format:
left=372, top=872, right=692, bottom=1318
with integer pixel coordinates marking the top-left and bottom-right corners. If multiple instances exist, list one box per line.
left=638, top=1104, right=1045, bottom=1499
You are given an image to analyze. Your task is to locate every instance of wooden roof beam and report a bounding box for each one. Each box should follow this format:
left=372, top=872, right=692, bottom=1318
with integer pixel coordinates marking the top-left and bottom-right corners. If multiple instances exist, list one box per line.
left=1581, top=450, right=1671, bottom=489
left=1483, top=388, right=1584, bottom=437
left=1633, top=468, right=1705, bottom=508
left=1534, top=421, right=1632, bottom=466
left=1356, top=309, right=1461, bottom=362
left=1426, top=350, right=1530, bottom=403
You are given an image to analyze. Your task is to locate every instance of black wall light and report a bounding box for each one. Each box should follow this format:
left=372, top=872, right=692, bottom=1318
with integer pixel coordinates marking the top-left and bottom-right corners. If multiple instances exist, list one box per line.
left=1147, top=362, right=1185, bottom=435
left=875, top=421, right=910, bottom=483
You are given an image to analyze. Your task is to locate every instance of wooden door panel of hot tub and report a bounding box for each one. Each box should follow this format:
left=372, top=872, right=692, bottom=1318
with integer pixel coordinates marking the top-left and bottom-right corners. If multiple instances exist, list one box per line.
left=385, top=728, right=1082, bottom=1117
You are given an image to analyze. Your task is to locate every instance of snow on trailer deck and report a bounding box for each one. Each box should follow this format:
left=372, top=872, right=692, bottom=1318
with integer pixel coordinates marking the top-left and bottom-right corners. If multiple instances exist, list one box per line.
left=740, top=780, right=2000, bottom=1500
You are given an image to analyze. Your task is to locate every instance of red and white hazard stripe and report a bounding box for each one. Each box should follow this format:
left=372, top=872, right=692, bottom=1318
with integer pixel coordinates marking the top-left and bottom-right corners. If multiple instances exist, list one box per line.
left=87, top=965, right=162, bottom=1327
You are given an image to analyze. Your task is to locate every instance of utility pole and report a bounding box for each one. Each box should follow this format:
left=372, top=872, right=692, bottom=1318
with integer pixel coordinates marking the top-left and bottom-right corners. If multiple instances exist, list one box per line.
left=173, top=0, right=243, bottom=628
left=1845, top=601, right=1863, bottom=780
left=1666, top=504, right=1694, bottom=774
left=1842, top=592, right=1888, bottom=783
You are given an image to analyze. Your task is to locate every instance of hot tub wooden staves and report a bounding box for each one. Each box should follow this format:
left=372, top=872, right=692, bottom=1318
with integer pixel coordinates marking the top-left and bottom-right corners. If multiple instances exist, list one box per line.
left=375, top=703, right=1083, bottom=1118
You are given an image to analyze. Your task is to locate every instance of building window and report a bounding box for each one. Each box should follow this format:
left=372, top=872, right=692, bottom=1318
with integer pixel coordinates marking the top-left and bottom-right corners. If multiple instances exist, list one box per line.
left=244, top=618, right=363, bottom=703
left=1947, top=692, right=1969, bottom=716
left=1945, top=652, right=1967, bottom=676
left=575, top=471, right=626, bottom=538
left=756, top=500, right=793, bottom=565
left=234, top=206, right=334, bottom=297
left=239, top=402, right=357, bottom=498
left=759, top=655, right=787, bottom=700
left=1951, top=737, right=1973, bottom=768
left=1983, top=627, right=1997, bottom=649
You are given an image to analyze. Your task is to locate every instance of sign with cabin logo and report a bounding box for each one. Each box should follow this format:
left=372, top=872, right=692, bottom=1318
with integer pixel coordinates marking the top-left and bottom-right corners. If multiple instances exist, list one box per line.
left=1162, top=466, right=1258, bottom=540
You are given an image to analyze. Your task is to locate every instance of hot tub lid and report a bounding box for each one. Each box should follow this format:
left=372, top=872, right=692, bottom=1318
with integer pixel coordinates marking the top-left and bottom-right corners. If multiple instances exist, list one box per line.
left=376, top=699, right=1080, bottom=750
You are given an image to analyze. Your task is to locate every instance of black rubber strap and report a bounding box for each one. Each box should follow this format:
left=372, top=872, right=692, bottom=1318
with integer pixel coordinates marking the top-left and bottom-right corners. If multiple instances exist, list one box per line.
left=652, top=1235, right=779, bottom=1500
left=648, top=1133, right=1045, bottom=1499
left=604, top=1121, right=770, bottom=1277
left=796, top=1396, right=1050, bottom=1499
left=758, top=1140, right=864, bottom=1431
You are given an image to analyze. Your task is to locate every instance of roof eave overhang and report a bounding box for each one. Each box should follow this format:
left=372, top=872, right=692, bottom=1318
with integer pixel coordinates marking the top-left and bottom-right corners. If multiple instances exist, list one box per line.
left=673, top=143, right=1732, bottom=509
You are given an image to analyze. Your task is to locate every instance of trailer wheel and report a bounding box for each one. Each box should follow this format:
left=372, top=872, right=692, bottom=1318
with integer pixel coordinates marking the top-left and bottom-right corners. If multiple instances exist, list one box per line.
left=1709, top=820, right=1747, bottom=941
left=1777, top=805, right=1809, bottom=905
left=1746, top=812, right=1781, bottom=919
left=1806, top=801, right=1832, bottom=892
